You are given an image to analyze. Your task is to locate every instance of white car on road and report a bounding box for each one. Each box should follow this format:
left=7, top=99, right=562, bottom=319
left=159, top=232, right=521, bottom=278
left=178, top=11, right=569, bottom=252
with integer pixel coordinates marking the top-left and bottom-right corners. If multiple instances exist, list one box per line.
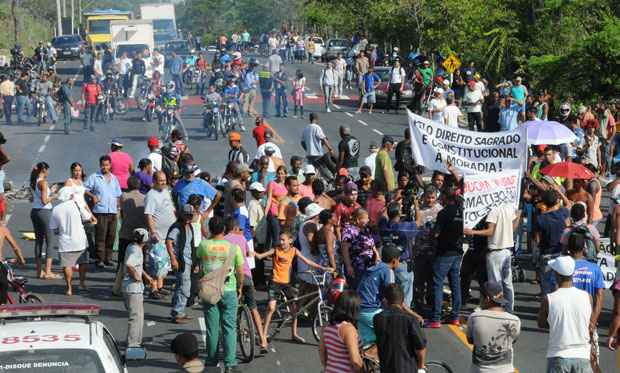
left=0, top=304, right=132, bottom=373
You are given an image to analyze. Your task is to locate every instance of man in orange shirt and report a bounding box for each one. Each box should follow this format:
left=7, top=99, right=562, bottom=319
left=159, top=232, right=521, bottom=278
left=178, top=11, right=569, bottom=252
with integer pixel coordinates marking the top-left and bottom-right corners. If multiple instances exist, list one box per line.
left=82, top=75, right=101, bottom=131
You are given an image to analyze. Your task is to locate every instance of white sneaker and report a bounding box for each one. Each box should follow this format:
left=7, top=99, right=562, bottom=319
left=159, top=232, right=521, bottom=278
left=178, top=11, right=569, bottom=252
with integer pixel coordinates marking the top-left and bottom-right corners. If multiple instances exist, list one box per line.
left=326, top=107, right=332, bottom=113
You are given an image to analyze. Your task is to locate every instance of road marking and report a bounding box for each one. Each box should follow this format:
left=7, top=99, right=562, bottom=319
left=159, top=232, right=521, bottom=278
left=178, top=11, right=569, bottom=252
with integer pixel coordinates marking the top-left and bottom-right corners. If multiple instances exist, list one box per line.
left=372, top=129, right=383, bottom=135
left=345, top=112, right=353, bottom=117
left=38, top=144, right=46, bottom=153
left=44, top=135, right=51, bottom=143
left=306, top=95, right=319, bottom=99
left=358, top=120, right=368, bottom=126
left=333, top=104, right=341, bottom=110
left=339, top=95, right=349, bottom=100
left=198, top=317, right=207, bottom=349
left=447, top=325, right=521, bottom=373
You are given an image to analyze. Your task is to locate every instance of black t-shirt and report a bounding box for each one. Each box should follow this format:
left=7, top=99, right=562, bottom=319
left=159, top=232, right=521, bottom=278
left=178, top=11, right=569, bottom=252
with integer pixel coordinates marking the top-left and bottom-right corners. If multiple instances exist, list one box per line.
left=338, top=135, right=360, bottom=168
left=395, top=139, right=414, bottom=174
left=434, top=202, right=464, bottom=256
left=15, top=79, right=28, bottom=96
left=374, top=306, right=427, bottom=373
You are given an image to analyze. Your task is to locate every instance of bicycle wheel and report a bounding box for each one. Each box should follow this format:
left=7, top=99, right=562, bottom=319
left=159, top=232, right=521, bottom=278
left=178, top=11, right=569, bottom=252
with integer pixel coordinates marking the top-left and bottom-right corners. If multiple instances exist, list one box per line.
left=115, top=99, right=128, bottom=115
left=312, top=304, right=332, bottom=342
left=237, top=305, right=255, bottom=363
left=426, top=361, right=454, bottom=373
left=267, top=291, right=291, bottom=341
left=20, top=293, right=44, bottom=303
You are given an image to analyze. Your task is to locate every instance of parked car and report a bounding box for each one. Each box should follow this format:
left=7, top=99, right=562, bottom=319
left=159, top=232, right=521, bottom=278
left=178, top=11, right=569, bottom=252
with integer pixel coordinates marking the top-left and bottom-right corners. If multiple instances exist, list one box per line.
left=373, top=66, right=414, bottom=108
left=308, top=36, right=324, bottom=60
left=52, top=35, right=84, bottom=60
left=322, top=38, right=351, bottom=61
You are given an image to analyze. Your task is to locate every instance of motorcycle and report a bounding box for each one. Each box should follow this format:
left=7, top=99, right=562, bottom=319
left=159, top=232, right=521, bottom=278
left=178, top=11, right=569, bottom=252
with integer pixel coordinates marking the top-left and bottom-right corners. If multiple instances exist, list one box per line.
left=144, top=93, right=157, bottom=122
left=135, top=77, right=151, bottom=111
left=35, top=94, right=48, bottom=126
left=222, top=99, right=241, bottom=135
left=202, top=100, right=223, bottom=140
left=158, top=104, right=178, bottom=142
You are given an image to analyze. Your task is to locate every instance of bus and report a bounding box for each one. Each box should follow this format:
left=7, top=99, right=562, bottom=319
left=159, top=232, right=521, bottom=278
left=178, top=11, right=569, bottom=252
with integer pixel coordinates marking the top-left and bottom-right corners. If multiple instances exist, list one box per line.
left=83, top=9, right=133, bottom=49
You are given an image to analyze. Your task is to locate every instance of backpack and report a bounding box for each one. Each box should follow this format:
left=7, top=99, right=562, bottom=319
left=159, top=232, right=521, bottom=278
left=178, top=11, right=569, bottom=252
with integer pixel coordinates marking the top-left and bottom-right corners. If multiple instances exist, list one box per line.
left=161, top=146, right=179, bottom=182
left=198, top=246, right=237, bottom=305
left=569, top=224, right=597, bottom=262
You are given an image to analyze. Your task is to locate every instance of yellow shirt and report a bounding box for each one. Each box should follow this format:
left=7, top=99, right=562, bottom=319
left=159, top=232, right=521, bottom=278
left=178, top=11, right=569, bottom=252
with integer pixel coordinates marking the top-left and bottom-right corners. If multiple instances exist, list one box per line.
left=0, top=80, right=15, bottom=96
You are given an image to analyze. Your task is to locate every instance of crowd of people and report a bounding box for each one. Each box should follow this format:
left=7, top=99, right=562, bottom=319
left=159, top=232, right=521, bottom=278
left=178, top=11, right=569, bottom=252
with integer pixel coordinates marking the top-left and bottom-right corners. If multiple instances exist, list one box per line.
left=1, top=28, right=620, bottom=373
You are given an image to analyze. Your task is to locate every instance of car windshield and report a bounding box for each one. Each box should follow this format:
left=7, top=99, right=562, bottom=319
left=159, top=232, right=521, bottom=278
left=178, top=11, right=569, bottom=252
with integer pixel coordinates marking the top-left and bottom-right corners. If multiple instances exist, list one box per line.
left=0, top=349, right=105, bottom=373
left=52, top=36, right=79, bottom=46
left=116, top=44, right=149, bottom=58
left=88, top=20, right=111, bottom=34
left=165, top=41, right=190, bottom=53
left=328, top=40, right=350, bottom=48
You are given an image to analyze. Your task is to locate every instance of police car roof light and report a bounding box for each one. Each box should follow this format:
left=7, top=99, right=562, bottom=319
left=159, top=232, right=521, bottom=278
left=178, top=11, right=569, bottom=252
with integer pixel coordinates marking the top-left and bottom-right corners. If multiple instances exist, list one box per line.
left=0, top=303, right=101, bottom=320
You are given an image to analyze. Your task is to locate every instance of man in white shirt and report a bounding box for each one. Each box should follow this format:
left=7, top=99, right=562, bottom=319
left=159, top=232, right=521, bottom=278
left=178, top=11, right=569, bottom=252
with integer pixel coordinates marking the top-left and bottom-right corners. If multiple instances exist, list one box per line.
left=151, top=50, right=165, bottom=77
left=268, top=49, right=282, bottom=75
left=443, top=96, right=463, bottom=128
left=320, top=63, right=337, bottom=112
left=364, top=142, right=379, bottom=177
left=146, top=136, right=162, bottom=172
left=463, top=80, right=484, bottom=131
left=117, top=52, right=132, bottom=96
left=50, top=187, right=96, bottom=296
left=333, top=54, right=347, bottom=97
left=301, top=113, right=335, bottom=175
left=143, top=49, right=153, bottom=79
left=386, top=59, right=406, bottom=113
left=254, top=131, right=283, bottom=173
left=464, top=204, right=520, bottom=313
left=428, top=88, right=446, bottom=123
left=537, top=256, right=592, bottom=373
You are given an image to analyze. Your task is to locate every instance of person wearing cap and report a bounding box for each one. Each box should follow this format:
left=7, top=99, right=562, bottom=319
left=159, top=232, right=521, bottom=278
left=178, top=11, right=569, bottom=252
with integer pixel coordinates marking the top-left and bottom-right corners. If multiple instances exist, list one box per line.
left=428, top=87, right=446, bottom=123
left=227, top=131, right=250, bottom=166
left=538, top=256, right=593, bottom=373
left=375, top=136, right=397, bottom=193
left=122, top=228, right=154, bottom=349
left=197, top=216, right=244, bottom=371
left=167, top=204, right=198, bottom=324
left=173, top=162, right=221, bottom=215
left=171, top=332, right=205, bottom=372
left=49, top=186, right=96, bottom=296
left=498, top=95, right=520, bottom=131
left=463, top=79, right=484, bottom=131
left=466, top=281, right=521, bottom=373
left=567, top=227, right=605, bottom=372
left=335, top=181, right=361, bottom=226
left=146, top=136, right=162, bottom=172
left=108, top=138, right=135, bottom=191
left=337, top=126, right=361, bottom=177
left=85, top=155, right=122, bottom=268
left=254, top=131, right=283, bottom=173
left=386, top=59, right=406, bottom=114
left=82, top=74, right=102, bottom=131
left=374, top=283, right=427, bottom=373
left=364, top=141, right=379, bottom=178
left=299, top=164, right=316, bottom=199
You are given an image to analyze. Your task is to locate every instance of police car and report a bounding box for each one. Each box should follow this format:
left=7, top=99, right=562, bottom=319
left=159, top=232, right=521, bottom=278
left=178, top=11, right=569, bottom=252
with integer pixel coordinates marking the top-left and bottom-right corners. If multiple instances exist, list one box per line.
left=0, top=304, right=134, bottom=373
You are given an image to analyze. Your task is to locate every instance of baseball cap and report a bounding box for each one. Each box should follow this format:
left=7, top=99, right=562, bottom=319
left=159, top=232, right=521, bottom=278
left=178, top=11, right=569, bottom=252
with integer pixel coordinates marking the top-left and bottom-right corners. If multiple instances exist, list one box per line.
left=381, top=243, right=402, bottom=262
left=111, top=138, right=123, bottom=147
left=344, top=181, right=358, bottom=195
left=170, top=332, right=199, bottom=356
left=249, top=182, right=266, bottom=192
left=484, top=281, right=509, bottom=306
left=182, top=204, right=195, bottom=216
left=548, top=256, right=575, bottom=276
left=382, top=135, right=395, bottom=145
left=369, top=141, right=379, bottom=150
left=181, top=163, right=199, bottom=175
left=255, top=116, right=263, bottom=124
left=303, top=164, right=316, bottom=175
left=338, top=168, right=349, bottom=177
left=434, top=87, right=444, bottom=95
left=305, top=203, right=324, bottom=219
left=133, top=228, right=149, bottom=244
left=147, top=136, right=160, bottom=148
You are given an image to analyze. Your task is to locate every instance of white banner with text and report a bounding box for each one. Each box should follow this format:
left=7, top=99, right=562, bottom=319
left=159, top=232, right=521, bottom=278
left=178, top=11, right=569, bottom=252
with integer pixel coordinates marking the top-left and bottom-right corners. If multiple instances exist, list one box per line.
left=463, top=169, right=521, bottom=229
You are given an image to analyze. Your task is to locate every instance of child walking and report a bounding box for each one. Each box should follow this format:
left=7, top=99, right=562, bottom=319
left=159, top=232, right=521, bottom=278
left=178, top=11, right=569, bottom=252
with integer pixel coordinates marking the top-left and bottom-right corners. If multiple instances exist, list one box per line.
left=292, top=70, right=306, bottom=119
left=254, top=230, right=331, bottom=344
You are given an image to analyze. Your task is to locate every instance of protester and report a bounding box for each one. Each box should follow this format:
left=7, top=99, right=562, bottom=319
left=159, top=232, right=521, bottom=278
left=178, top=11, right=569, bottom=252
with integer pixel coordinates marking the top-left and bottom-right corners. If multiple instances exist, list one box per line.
left=29, top=161, right=58, bottom=279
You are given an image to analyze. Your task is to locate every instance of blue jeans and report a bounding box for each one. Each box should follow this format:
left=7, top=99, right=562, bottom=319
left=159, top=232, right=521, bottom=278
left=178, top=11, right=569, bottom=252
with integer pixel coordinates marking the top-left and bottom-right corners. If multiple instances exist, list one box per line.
left=3, top=96, right=13, bottom=125
left=431, top=255, right=462, bottom=322
left=44, top=96, right=57, bottom=122
left=172, top=74, right=184, bottom=96
left=358, top=309, right=382, bottom=346
left=395, top=261, right=414, bottom=308
left=15, top=95, right=31, bottom=123
left=62, top=101, right=71, bottom=132
left=261, top=90, right=272, bottom=117
left=171, top=261, right=192, bottom=318
left=546, top=357, right=592, bottom=373
left=275, top=88, right=288, bottom=116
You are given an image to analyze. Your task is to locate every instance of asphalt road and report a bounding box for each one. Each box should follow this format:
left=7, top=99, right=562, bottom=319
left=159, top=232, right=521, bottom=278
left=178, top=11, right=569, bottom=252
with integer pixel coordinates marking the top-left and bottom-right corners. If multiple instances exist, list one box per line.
left=0, top=57, right=617, bottom=373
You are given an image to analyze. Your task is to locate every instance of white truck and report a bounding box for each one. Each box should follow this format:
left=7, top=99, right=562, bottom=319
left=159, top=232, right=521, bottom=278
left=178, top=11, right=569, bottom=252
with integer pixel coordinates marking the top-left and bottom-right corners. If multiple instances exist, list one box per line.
left=139, top=3, right=177, bottom=48
left=110, top=20, right=155, bottom=58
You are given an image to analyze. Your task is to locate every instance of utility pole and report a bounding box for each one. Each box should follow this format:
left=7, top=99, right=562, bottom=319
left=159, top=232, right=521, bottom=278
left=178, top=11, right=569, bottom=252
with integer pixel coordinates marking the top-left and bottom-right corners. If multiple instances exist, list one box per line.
left=63, top=0, right=67, bottom=17
left=71, top=0, right=74, bottom=34
left=56, top=0, right=63, bottom=36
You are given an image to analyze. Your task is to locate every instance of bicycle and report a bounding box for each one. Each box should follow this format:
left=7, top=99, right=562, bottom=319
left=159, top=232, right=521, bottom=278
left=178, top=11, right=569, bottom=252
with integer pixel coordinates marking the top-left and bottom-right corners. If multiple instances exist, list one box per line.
left=266, top=271, right=333, bottom=343
left=1, top=260, right=43, bottom=304
left=236, top=302, right=255, bottom=363
left=362, top=348, right=454, bottom=373
left=202, top=100, right=223, bottom=140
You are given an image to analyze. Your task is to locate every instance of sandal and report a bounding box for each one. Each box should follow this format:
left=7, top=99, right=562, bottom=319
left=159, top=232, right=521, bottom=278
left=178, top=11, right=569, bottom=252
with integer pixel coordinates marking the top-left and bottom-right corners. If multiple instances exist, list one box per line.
left=292, top=335, right=306, bottom=344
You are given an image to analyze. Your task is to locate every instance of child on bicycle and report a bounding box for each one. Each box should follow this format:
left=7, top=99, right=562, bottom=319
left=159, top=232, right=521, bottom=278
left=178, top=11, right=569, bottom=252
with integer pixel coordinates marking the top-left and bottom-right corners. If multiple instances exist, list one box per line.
left=254, top=230, right=332, bottom=344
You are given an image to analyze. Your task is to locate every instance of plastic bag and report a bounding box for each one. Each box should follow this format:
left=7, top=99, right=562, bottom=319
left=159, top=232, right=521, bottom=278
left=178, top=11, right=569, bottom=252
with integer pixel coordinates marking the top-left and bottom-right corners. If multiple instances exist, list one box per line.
left=148, top=242, right=171, bottom=278
left=70, top=107, right=80, bottom=118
